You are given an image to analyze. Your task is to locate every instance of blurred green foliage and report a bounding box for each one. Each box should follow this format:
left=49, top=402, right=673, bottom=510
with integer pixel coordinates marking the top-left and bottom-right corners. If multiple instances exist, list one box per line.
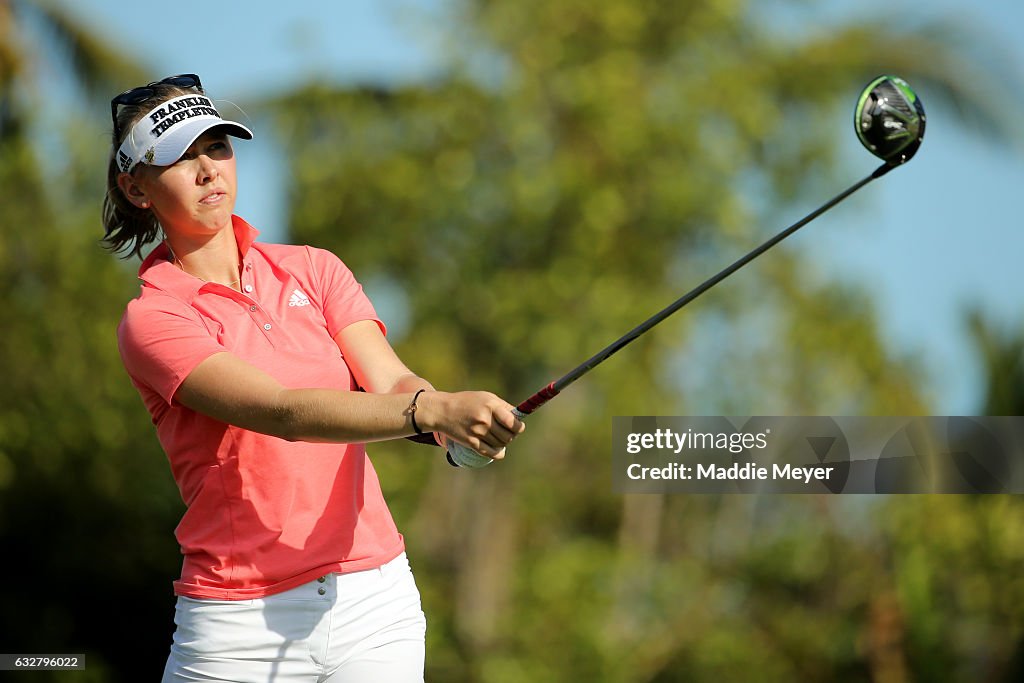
left=1, top=0, right=1023, bottom=681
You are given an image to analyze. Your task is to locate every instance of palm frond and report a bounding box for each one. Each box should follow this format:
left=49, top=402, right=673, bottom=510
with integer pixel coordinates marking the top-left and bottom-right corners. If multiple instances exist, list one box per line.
left=20, top=0, right=147, bottom=101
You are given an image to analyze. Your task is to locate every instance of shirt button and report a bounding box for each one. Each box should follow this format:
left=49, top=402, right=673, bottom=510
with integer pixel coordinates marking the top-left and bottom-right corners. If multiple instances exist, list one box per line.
left=264, top=323, right=272, bottom=331
left=249, top=305, right=257, bottom=312
left=317, top=576, right=326, bottom=583
left=244, top=285, right=253, bottom=293
left=317, top=587, right=326, bottom=595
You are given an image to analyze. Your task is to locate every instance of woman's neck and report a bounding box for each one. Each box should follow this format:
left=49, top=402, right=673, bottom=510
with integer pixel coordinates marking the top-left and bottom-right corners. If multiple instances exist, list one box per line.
left=164, top=228, right=242, bottom=290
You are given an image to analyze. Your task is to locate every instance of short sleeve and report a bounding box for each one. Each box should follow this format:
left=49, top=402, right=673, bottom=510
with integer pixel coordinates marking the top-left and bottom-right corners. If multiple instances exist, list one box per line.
left=117, top=294, right=227, bottom=405
left=304, top=247, right=387, bottom=339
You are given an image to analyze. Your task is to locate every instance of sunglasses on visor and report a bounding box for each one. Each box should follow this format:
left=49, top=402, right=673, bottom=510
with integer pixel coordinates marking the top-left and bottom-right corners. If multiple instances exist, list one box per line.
left=110, top=74, right=204, bottom=139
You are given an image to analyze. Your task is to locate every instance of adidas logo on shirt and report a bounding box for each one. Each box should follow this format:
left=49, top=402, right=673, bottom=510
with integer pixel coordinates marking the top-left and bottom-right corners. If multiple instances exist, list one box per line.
left=288, top=289, right=311, bottom=307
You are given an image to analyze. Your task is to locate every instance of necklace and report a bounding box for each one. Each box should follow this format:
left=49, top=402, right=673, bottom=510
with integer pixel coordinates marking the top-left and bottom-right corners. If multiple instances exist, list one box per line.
left=165, top=241, right=242, bottom=288
left=175, top=257, right=241, bottom=287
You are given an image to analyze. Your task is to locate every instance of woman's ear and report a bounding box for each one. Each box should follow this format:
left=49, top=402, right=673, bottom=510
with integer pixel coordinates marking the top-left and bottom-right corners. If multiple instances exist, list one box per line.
left=116, top=171, right=151, bottom=209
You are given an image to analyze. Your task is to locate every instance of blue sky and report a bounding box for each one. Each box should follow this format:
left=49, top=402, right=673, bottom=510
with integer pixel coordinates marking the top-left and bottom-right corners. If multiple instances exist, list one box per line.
left=58, top=0, right=1024, bottom=414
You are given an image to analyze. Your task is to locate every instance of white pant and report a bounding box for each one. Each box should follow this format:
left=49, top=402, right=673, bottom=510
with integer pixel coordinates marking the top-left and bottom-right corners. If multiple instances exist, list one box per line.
left=162, top=552, right=426, bottom=682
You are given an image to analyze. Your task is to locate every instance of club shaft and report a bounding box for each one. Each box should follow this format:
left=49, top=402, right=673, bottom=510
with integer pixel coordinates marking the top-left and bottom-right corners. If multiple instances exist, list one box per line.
left=515, top=163, right=894, bottom=416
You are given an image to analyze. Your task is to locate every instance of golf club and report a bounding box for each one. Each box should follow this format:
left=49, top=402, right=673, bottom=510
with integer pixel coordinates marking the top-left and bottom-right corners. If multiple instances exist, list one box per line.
left=435, top=74, right=926, bottom=467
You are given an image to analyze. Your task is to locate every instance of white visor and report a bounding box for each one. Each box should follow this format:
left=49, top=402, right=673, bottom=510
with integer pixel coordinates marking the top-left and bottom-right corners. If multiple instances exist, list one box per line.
left=116, top=94, right=253, bottom=173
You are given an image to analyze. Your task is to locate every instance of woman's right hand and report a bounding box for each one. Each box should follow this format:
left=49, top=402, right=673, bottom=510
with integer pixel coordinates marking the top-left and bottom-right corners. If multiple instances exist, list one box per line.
left=415, top=391, right=525, bottom=460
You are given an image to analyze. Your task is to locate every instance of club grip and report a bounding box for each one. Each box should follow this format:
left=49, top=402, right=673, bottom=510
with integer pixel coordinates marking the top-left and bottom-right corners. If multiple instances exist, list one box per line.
left=516, top=382, right=560, bottom=415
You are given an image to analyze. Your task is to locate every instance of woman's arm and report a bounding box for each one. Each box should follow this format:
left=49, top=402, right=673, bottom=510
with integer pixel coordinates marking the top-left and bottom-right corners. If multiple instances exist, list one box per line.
left=333, top=320, right=433, bottom=396
left=333, top=320, right=525, bottom=457
left=175, top=351, right=425, bottom=444
left=174, top=322, right=524, bottom=457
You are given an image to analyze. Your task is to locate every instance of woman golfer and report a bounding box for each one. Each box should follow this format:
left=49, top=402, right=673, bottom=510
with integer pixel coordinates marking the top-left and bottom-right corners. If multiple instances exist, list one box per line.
left=105, top=74, right=524, bottom=682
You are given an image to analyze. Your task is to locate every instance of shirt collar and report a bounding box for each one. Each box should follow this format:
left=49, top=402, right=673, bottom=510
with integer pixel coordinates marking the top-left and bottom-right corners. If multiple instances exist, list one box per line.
left=138, top=215, right=260, bottom=297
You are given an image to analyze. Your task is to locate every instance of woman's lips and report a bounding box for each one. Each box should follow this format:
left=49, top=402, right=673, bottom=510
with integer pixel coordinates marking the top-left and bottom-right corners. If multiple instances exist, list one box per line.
left=200, top=191, right=225, bottom=205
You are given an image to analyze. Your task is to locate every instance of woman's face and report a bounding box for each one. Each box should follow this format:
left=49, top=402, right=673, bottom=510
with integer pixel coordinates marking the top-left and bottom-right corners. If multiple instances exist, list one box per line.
left=127, top=129, right=238, bottom=239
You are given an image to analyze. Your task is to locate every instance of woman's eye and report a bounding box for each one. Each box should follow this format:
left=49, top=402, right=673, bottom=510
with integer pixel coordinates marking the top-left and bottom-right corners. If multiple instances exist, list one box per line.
left=202, top=141, right=228, bottom=156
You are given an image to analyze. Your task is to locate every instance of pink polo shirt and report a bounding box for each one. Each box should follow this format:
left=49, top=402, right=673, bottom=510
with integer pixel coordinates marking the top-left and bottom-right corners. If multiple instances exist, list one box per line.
left=117, top=215, right=404, bottom=599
